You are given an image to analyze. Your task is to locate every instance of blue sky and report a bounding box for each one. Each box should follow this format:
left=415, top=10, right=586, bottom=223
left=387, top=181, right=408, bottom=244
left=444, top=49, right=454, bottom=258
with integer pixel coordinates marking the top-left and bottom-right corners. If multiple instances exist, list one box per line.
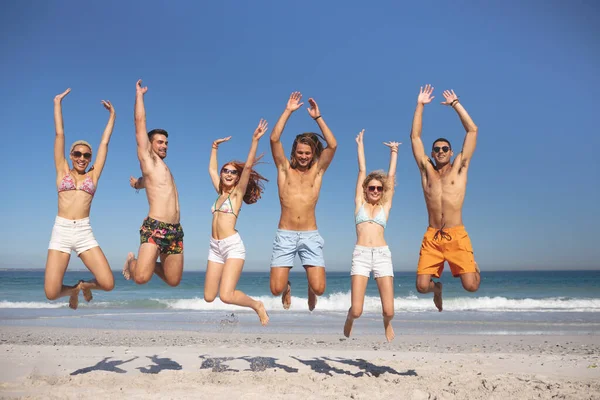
left=0, top=1, right=598, bottom=272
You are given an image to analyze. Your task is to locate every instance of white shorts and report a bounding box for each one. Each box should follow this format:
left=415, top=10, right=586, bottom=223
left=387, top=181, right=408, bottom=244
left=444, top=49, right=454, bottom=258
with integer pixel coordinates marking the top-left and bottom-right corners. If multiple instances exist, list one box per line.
left=48, top=216, right=99, bottom=256
left=351, top=245, right=394, bottom=278
left=208, top=232, right=246, bottom=264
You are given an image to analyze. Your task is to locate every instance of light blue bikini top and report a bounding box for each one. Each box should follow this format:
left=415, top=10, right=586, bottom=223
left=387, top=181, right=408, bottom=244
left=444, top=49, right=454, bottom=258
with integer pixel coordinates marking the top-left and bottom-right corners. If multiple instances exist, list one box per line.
left=355, top=203, right=387, bottom=228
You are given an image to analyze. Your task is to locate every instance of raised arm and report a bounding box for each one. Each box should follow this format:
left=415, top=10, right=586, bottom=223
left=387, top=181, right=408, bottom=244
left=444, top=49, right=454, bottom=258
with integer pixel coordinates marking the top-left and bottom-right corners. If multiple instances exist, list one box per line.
left=209, top=136, right=231, bottom=192
left=355, top=130, right=367, bottom=208
left=308, top=98, right=337, bottom=173
left=237, top=119, right=268, bottom=196
left=270, top=92, right=302, bottom=171
left=410, top=84, right=434, bottom=171
left=134, top=80, right=151, bottom=160
left=53, top=88, right=71, bottom=175
left=441, top=90, right=478, bottom=169
left=90, top=100, right=116, bottom=180
left=383, top=141, right=401, bottom=209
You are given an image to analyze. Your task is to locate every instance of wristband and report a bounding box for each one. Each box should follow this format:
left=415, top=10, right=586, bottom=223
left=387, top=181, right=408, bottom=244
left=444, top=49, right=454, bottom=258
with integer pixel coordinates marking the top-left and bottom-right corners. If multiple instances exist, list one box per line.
left=450, top=99, right=459, bottom=107
left=313, top=115, right=322, bottom=121
left=212, top=144, right=218, bottom=149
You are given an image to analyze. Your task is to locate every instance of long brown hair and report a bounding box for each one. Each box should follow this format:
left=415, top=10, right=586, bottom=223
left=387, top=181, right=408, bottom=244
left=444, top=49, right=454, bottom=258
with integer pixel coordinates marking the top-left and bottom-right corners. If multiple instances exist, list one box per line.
left=219, top=154, right=268, bottom=204
left=362, top=170, right=394, bottom=204
left=290, top=132, right=324, bottom=169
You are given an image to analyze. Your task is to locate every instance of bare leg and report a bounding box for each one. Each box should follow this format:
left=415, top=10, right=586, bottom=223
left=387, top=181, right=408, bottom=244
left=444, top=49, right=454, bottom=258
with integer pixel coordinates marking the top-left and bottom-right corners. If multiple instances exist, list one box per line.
left=123, top=243, right=160, bottom=285
left=416, top=274, right=443, bottom=312
left=344, top=275, right=369, bottom=338
left=270, top=267, right=292, bottom=309
left=219, top=258, right=269, bottom=326
left=78, top=246, right=115, bottom=302
left=460, top=271, right=480, bottom=292
left=305, top=266, right=326, bottom=311
left=376, top=276, right=395, bottom=342
left=44, top=250, right=80, bottom=309
left=157, top=253, right=184, bottom=287
left=204, top=260, right=224, bottom=302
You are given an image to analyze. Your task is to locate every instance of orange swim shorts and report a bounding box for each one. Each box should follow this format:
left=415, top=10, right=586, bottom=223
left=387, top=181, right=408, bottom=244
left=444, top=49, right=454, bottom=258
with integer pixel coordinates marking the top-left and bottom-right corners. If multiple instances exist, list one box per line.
left=416, top=225, right=478, bottom=278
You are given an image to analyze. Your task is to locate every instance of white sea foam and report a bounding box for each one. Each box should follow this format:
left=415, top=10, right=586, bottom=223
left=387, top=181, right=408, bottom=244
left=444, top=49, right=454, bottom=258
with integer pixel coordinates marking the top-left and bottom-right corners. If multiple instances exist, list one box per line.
left=157, top=292, right=600, bottom=313
left=0, top=301, right=63, bottom=309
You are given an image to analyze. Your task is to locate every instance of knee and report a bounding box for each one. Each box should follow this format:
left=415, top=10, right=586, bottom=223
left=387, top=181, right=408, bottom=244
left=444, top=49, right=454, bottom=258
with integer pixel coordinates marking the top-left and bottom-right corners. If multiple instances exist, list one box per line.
left=349, top=307, right=363, bottom=319
left=219, top=292, right=234, bottom=304
left=270, top=282, right=284, bottom=296
left=416, top=282, right=430, bottom=294
left=45, top=287, right=59, bottom=301
left=164, top=276, right=181, bottom=287
left=204, top=293, right=216, bottom=303
left=133, top=271, right=152, bottom=285
left=311, top=283, right=326, bottom=296
left=382, top=309, right=395, bottom=319
left=462, top=281, right=479, bottom=292
left=99, top=277, right=115, bottom=292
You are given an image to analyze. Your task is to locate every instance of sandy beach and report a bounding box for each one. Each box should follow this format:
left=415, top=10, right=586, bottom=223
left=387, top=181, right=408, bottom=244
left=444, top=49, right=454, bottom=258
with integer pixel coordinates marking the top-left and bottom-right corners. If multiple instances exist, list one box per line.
left=1, top=326, right=599, bottom=399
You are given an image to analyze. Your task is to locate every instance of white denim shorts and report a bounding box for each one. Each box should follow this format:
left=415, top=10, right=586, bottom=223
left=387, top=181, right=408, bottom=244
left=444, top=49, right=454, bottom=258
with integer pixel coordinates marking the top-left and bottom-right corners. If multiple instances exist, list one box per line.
left=48, top=216, right=99, bottom=256
left=351, top=245, right=394, bottom=278
left=208, top=232, right=246, bottom=263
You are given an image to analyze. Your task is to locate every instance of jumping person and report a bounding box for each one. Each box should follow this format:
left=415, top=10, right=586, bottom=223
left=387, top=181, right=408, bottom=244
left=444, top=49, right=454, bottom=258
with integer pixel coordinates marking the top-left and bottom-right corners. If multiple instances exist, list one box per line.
left=46, top=88, right=116, bottom=309
left=204, top=119, right=270, bottom=325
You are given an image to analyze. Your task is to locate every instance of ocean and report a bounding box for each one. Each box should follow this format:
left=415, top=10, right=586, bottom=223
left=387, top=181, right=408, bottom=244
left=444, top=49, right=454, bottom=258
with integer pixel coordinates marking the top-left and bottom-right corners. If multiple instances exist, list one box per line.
left=1, top=270, right=599, bottom=336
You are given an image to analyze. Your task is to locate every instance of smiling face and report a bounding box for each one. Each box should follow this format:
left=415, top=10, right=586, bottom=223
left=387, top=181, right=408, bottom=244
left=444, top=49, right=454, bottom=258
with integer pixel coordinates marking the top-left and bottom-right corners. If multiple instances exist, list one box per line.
left=431, top=140, right=453, bottom=167
left=220, top=163, right=240, bottom=190
left=150, top=134, right=168, bottom=159
left=364, top=178, right=384, bottom=204
left=70, top=144, right=92, bottom=173
left=293, top=143, right=314, bottom=170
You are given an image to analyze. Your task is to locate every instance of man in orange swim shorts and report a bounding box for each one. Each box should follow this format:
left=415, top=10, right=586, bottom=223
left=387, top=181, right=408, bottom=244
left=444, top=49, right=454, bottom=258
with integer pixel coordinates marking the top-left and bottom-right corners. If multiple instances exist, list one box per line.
left=409, top=84, right=481, bottom=311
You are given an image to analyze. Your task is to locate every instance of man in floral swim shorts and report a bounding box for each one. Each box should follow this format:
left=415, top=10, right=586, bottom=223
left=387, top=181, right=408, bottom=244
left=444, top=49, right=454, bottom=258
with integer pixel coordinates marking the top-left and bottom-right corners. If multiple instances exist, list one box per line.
left=123, top=80, right=185, bottom=287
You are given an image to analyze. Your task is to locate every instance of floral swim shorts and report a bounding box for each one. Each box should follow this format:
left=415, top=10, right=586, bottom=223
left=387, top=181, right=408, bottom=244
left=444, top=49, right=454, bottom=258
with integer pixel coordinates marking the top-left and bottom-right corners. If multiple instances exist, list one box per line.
left=139, top=217, right=184, bottom=255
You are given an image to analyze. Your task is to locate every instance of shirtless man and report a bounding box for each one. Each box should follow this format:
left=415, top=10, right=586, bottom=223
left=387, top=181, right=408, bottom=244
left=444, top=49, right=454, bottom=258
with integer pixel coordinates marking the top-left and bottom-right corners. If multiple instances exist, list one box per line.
left=410, top=84, right=480, bottom=311
left=270, top=91, right=337, bottom=311
left=123, top=79, right=184, bottom=287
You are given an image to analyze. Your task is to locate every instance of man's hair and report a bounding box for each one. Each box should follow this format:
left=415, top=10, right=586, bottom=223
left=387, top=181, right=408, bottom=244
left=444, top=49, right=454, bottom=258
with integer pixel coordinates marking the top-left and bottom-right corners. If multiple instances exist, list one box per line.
left=290, top=132, right=325, bottom=169
left=219, top=155, right=269, bottom=204
left=148, top=129, right=169, bottom=142
left=432, top=137, right=451, bottom=150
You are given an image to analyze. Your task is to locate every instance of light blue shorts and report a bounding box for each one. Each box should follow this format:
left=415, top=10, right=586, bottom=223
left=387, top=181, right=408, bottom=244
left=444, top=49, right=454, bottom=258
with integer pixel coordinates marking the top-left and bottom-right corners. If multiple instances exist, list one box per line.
left=270, top=229, right=325, bottom=268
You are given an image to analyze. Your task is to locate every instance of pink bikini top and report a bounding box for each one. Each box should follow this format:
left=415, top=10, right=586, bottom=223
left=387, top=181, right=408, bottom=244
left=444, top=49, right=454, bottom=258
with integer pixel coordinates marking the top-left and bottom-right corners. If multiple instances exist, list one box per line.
left=58, top=173, right=96, bottom=196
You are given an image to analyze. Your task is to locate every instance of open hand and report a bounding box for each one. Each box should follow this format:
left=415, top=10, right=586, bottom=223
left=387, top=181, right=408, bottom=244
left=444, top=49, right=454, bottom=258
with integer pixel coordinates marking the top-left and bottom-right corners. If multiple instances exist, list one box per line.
left=54, top=88, right=71, bottom=103
left=136, top=79, right=148, bottom=96
left=384, top=141, right=401, bottom=152
left=253, top=119, right=268, bottom=141
left=307, top=98, right=320, bottom=119
left=213, top=136, right=232, bottom=147
left=441, top=89, right=458, bottom=106
left=356, top=129, right=364, bottom=145
left=417, top=84, right=434, bottom=105
left=101, top=100, right=115, bottom=115
left=286, top=92, right=303, bottom=112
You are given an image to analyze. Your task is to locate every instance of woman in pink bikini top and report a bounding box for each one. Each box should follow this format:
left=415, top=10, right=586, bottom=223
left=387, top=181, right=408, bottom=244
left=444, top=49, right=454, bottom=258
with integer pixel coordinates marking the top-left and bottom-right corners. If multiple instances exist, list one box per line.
left=45, top=88, right=116, bottom=311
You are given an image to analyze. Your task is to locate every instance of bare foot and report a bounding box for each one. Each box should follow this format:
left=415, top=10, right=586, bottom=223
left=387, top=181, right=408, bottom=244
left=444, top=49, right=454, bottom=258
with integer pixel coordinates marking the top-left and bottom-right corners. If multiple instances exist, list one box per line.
left=433, top=281, right=443, bottom=312
left=255, top=301, right=269, bottom=326
left=282, top=281, right=291, bottom=310
left=68, top=286, right=80, bottom=310
left=78, top=280, right=93, bottom=302
left=308, top=286, right=317, bottom=311
left=384, top=318, right=395, bottom=342
left=343, top=315, right=354, bottom=338
left=123, top=252, right=134, bottom=280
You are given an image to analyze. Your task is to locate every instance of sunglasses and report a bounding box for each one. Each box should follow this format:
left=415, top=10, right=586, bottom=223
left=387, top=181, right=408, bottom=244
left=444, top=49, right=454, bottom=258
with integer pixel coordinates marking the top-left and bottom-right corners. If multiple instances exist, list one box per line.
left=222, top=168, right=238, bottom=175
left=368, top=186, right=384, bottom=192
left=72, top=151, right=92, bottom=160
left=433, top=146, right=450, bottom=153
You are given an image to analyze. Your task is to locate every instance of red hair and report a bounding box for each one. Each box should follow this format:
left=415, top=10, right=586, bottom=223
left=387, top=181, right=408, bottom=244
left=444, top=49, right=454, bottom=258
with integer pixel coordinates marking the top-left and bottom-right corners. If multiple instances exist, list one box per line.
left=219, top=154, right=268, bottom=204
